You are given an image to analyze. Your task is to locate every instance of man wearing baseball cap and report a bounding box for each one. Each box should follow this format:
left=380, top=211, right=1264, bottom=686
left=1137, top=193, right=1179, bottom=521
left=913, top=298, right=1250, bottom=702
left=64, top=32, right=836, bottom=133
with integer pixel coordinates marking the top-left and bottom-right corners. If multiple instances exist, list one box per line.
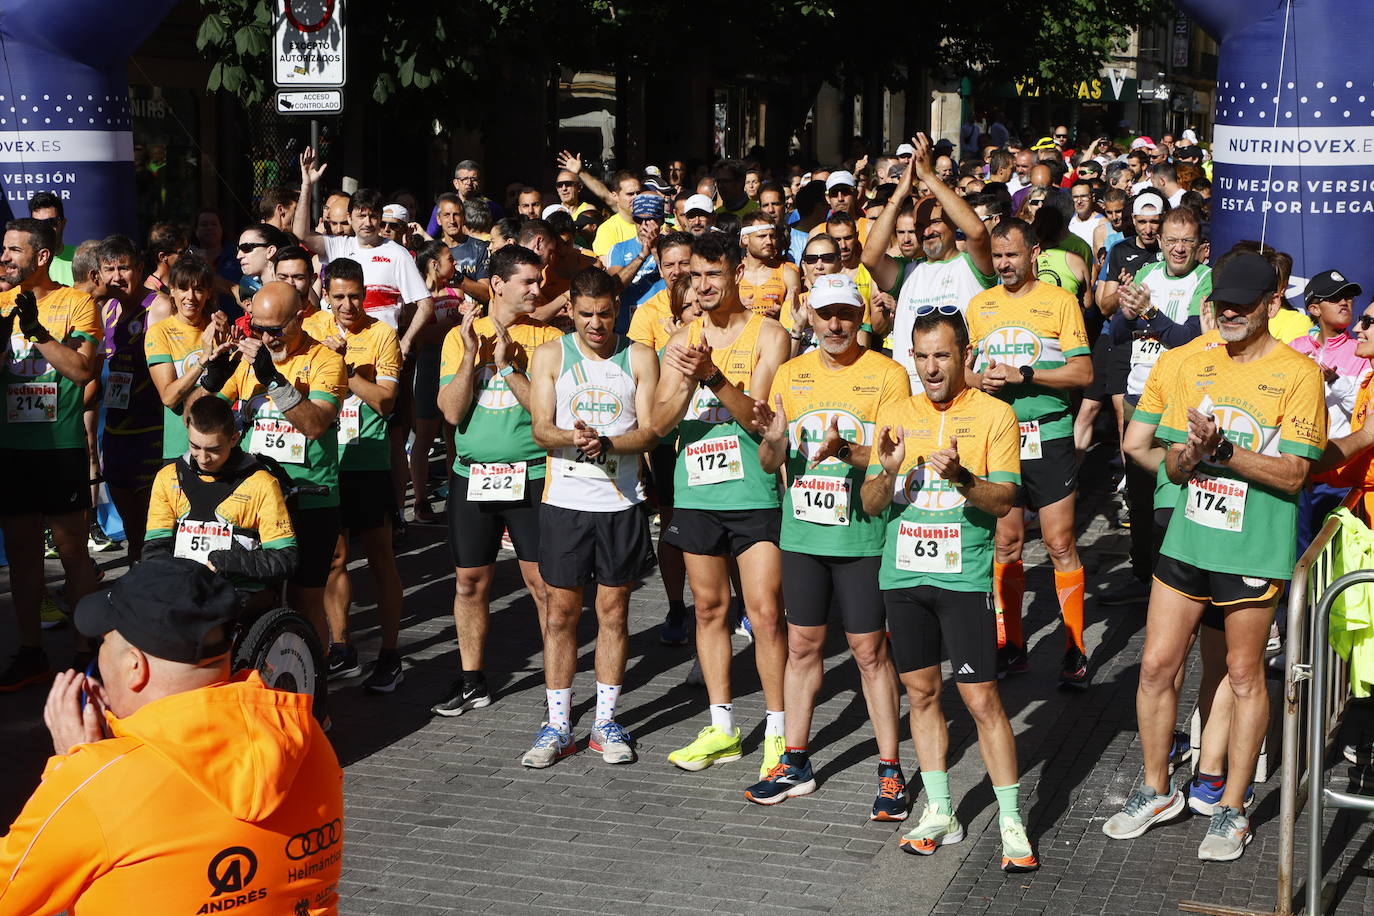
left=746, top=273, right=912, bottom=818
left=681, top=193, right=716, bottom=237
left=0, top=556, right=344, bottom=914
left=819, top=171, right=871, bottom=243
left=606, top=193, right=670, bottom=332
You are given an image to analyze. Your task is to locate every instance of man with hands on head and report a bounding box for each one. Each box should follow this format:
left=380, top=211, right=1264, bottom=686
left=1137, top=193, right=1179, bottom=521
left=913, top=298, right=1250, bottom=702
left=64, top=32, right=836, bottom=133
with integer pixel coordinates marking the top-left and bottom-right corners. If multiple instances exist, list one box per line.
left=521, top=267, right=661, bottom=767
left=860, top=304, right=1037, bottom=872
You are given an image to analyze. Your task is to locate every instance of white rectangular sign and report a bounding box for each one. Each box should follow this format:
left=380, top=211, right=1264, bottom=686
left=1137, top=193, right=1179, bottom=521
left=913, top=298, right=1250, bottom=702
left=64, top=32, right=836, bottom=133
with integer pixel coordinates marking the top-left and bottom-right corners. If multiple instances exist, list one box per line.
left=276, top=90, right=343, bottom=115
left=273, top=0, right=346, bottom=88
left=1212, top=125, right=1374, bottom=167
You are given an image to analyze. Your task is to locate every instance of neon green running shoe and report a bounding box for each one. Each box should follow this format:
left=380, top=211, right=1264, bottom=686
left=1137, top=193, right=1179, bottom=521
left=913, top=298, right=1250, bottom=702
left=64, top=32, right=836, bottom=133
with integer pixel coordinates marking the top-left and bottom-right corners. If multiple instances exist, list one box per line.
left=899, top=806, right=964, bottom=856
left=760, top=733, right=785, bottom=778
left=1000, top=815, right=1039, bottom=872
left=668, top=725, right=743, bottom=772
left=39, top=594, right=66, bottom=630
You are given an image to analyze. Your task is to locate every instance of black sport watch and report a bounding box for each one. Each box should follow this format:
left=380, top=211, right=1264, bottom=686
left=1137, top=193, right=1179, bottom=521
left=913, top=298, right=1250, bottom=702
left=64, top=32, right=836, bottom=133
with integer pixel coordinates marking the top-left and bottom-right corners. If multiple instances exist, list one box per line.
left=1212, top=438, right=1235, bottom=464
left=835, top=441, right=852, bottom=461
left=1019, top=365, right=1035, bottom=385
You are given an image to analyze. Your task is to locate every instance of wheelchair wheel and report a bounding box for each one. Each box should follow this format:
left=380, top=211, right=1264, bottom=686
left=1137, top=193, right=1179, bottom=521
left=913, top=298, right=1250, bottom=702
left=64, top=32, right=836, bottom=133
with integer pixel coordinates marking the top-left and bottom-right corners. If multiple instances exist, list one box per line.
left=232, top=607, right=325, bottom=706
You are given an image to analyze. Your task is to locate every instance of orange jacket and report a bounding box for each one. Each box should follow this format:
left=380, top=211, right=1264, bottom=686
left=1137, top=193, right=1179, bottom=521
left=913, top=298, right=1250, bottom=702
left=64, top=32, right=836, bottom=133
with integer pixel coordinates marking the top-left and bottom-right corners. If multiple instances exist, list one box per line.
left=1318, top=370, right=1374, bottom=520
left=0, top=672, right=342, bottom=915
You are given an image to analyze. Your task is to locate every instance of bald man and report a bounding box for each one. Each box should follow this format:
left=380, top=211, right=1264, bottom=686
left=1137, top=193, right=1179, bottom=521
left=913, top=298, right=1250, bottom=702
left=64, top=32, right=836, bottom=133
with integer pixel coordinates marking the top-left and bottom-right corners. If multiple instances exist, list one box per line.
left=190, top=281, right=348, bottom=651
left=1011, top=164, right=1053, bottom=214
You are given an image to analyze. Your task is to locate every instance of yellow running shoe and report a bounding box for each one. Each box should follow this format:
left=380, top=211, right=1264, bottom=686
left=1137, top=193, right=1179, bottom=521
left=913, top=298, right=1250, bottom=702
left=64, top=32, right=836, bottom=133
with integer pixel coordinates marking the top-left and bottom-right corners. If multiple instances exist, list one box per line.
left=760, top=733, right=785, bottom=778
left=899, top=806, right=964, bottom=856
left=39, top=594, right=66, bottom=630
left=668, top=725, right=743, bottom=771
left=1000, top=816, right=1039, bottom=872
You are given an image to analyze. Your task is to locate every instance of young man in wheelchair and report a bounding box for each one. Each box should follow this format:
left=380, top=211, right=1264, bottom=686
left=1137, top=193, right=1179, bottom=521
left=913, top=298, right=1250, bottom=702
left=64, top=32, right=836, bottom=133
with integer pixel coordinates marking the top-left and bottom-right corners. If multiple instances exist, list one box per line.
left=144, top=396, right=298, bottom=607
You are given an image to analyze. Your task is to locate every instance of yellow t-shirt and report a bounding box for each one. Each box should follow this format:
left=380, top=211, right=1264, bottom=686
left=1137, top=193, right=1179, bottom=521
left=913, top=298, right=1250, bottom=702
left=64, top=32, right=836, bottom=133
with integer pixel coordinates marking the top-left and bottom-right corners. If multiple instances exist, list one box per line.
left=145, top=315, right=210, bottom=459
left=0, top=285, right=100, bottom=450
left=1269, top=307, right=1314, bottom=344
left=770, top=348, right=909, bottom=555
left=146, top=460, right=296, bottom=548
left=869, top=387, right=1021, bottom=592
left=305, top=313, right=402, bottom=471
left=1133, top=329, right=1224, bottom=510
left=628, top=290, right=676, bottom=353
left=740, top=263, right=799, bottom=315
left=593, top=213, right=637, bottom=260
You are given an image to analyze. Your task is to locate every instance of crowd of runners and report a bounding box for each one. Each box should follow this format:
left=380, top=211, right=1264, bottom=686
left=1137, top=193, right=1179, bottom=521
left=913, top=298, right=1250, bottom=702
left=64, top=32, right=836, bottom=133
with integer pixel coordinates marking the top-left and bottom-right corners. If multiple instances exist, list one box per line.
left=4, top=121, right=1370, bottom=873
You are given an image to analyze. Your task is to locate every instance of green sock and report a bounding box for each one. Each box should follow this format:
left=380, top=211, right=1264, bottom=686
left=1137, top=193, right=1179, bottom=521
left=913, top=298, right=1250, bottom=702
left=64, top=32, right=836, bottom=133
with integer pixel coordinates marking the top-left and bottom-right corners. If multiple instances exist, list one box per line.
left=920, top=770, right=952, bottom=815
left=994, top=783, right=1022, bottom=824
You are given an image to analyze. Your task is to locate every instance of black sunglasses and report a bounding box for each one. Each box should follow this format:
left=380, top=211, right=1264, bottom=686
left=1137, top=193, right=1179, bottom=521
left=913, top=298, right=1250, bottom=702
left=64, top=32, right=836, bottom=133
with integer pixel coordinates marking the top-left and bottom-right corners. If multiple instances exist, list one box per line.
left=1054, top=133, right=1068, bottom=139
left=250, top=322, right=290, bottom=337
left=555, top=181, right=576, bottom=188
left=237, top=242, right=270, bottom=254
left=802, top=252, right=840, bottom=264
left=1357, top=315, right=1374, bottom=330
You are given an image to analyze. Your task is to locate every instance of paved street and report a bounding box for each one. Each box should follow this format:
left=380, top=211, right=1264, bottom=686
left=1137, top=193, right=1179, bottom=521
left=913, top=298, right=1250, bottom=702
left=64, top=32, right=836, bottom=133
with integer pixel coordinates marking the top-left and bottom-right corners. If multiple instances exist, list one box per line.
left=3, top=467, right=1373, bottom=915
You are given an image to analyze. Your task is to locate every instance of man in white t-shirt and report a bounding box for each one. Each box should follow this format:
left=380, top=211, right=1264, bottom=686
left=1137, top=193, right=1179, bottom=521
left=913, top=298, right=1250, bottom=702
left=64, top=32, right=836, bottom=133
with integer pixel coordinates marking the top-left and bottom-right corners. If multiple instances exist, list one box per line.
left=862, top=133, right=995, bottom=384
left=292, top=147, right=434, bottom=358
left=1068, top=180, right=1106, bottom=252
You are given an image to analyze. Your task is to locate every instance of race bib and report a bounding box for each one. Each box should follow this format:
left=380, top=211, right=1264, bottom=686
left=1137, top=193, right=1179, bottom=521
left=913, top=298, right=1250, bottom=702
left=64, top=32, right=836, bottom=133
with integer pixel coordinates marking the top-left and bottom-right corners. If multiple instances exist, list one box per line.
left=468, top=461, right=527, bottom=501
left=894, top=521, right=963, bottom=573
left=790, top=476, right=850, bottom=526
left=1131, top=336, right=1164, bottom=368
left=1185, top=472, right=1248, bottom=532
left=173, top=519, right=233, bottom=566
left=1018, top=420, right=1043, bottom=461
left=7, top=381, right=57, bottom=423
left=685, top=436, right=744, bottom=486
left=337, top=396, right=362, bottom=446
left=103, top=371, right=132, bottom=410
left=250, top=417, right=307, bottom=464
left=553, top=447, right=619, bottom=479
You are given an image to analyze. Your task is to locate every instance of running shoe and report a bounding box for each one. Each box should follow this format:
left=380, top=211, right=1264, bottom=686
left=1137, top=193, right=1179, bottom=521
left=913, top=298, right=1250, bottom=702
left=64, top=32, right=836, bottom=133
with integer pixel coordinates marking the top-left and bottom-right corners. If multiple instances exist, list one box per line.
left=1169, top=731, right=1191, bottom=773
left=667, top=724, right=743, bottom=771
left=1266, top=623, right=1282, bottom=654
left=898, top=807, right=964, bottom=855
left=1343, top=741, right=1374, bottom=766
left=589, top=719, right=636, bottom=764
left=744, top=753, right=816, bottom=805
left=500, top=528, right=514, bottom=552
left=760, top=733, right=785, bottom=778
left=430, top=679, right=492, bottom=717
left=362, top=651, right=404, bottom=693
left=43, top=529, right=58, bottom=559
left=411, top=501, right=445, bottom=526
left=684, top=656, right=705, bottom=687
left=1197, top=805, right=1251, bottom=861
left=88, top=521, right=117, bottom=553
left=734, top=615, right=753, bottom=642
left=1187, top=775, right=1254, bottom=816
left=521, top=723, right=576, bottom=768
left=1058, top=647, right=1091, bottom=690
left=1000, top=816, right=1039, bottom=872
left=326, top=642, right=361, bottom=680
left=997, top=643, right=1030, bottom=679
left=1103, top=784, right=1185, bottom=839
left=39, top=593, right=66, bottom=630
left=0, top=647, right=54, bottom=693
left=871, top=764, right=910, bottom=821
left=659, top=616, right=689, bottom=647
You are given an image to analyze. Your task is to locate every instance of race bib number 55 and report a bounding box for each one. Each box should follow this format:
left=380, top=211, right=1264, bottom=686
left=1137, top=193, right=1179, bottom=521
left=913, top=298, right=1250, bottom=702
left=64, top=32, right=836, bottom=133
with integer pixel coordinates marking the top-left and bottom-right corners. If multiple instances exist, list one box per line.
left=174, top=520, right=232, bottom=566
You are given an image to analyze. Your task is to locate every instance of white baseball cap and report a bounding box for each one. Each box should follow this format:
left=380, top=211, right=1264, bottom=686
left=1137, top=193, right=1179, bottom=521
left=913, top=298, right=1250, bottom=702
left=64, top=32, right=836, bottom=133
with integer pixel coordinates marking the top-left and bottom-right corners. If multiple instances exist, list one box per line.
left=808, top=275, right=864, bottom=310
left=825, top=170, right=857, bottom=191
left=382, top=203, right=410, bottom=223
left=895, top=143, right=916, bottom=158
left=684, top=193, right=715, bottom=215
left=1132, top=194, right=1164, bottom=216
left=541, top=203, right=564, bottom=220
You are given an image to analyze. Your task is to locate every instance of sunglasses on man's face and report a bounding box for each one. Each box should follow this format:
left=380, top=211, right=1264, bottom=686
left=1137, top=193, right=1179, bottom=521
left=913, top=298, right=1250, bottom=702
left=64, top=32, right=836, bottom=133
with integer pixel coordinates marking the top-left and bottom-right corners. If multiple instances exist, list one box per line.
left=1054, top=133, right=1068, bottom=140
left=555, top=181, right=577, bottom=189
left=1357, top=314, right=1374, bottom=331
left=802, top=252, right=840, bottom=265
left=250, top=322, right=291, bottom=338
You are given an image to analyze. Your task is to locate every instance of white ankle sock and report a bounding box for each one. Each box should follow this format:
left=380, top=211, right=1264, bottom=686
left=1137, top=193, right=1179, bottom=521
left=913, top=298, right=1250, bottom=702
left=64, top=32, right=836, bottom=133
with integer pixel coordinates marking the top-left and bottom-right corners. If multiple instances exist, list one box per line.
left=546, top=688, right=572, bottom=732
left=765, top=709, right=785, bottom=737
left=595, top=681, right=621, bottom=724
left=710, top=702, right=734, bottom=733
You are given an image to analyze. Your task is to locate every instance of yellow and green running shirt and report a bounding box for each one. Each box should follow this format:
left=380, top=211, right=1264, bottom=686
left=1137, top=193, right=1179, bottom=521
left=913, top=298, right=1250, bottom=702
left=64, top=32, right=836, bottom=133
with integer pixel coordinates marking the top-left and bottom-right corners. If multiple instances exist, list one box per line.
left=440, top=314, right=562, bottom=478
left=967, top=281, right=1092, bottom=442
left=145, top=314, right=209, bottom=459
left=1133, top=330, right=1223, bottom=511
left=308, top=312, right=402, bottom=472
left=769, top=348, right=910, bottom=556
left=0, top=285, right=100, bottom=450
left=870, top=387, right=1021, bottom=592
left=674, top=313, right=782, bottom=511
left=1156, top=340, right=1327, bottom=580
left=217, top=336, right=348, bottom=509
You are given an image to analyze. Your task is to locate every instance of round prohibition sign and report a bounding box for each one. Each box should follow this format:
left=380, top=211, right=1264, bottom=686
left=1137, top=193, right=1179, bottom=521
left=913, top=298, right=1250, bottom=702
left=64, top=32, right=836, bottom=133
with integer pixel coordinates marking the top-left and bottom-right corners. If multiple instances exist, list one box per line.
left=284, top=0, right=335, bottom=33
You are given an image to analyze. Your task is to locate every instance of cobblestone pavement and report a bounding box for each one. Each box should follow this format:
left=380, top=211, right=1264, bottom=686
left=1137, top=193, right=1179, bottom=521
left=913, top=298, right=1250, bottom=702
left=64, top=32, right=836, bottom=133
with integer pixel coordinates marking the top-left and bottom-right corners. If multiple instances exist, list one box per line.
left=3, top=474, right=1373, bottom=915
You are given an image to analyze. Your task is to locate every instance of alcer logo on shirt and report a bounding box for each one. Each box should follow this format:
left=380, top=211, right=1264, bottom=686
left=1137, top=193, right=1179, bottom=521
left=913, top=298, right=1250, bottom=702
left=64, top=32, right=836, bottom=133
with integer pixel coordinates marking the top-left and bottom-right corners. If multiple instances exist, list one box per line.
left=475, top=363, right=520, bottom=410
left=571, top=386, right=623, bottom=426
left=792, top=408, right=864, bottom=465
left=897, top=464, right=967, bottom=511
left=981, top=326, right=1041, bottom=367
left=690, top=390, right=731, bottom=425
left=1209, top=404, right=1265, bottom=454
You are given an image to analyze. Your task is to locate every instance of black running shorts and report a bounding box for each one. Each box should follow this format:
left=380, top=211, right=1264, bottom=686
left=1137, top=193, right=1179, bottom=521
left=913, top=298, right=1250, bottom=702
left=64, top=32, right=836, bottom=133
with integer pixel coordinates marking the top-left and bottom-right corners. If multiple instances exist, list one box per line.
left=781, top=552, right=884, bottom=634
left=884, top=586, right=998, bottom=682
left=538, top=503, right=656, bottom=588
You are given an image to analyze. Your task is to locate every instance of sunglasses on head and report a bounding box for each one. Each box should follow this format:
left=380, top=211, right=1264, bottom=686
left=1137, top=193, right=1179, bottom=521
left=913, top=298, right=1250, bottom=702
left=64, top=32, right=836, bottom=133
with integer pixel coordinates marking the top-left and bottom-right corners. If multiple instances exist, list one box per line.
left=802, top=252, right=840, bottom=264
left=250, top=322, right=291, bottom=338
left=237, top=242, right=269, bottom=254
left=915, top=304, right=963, bottom=317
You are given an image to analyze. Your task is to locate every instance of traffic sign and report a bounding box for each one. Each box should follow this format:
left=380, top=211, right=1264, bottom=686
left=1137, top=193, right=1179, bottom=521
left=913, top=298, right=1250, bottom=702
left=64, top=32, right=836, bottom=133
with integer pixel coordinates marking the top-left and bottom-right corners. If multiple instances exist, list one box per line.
left=275, top=89, right=343, bottom=115
left=273, top=0, right=346, bottom=88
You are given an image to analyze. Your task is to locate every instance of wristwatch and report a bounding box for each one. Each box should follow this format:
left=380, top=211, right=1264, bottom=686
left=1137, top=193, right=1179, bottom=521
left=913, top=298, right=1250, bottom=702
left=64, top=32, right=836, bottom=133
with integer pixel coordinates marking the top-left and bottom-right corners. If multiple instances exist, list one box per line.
left=1212, top=438, right=1235, bottom=463
left=835, top=441, right=852, bottom=461
left=497, top=364, right=516, bottom=379
left=1019, top=365, right=1035, bottom=385
left=956, top=467, right=975, bottom=488
left=703, top=369, right=726, bottom=390
left=1141, top=305, right=1159, bottom=321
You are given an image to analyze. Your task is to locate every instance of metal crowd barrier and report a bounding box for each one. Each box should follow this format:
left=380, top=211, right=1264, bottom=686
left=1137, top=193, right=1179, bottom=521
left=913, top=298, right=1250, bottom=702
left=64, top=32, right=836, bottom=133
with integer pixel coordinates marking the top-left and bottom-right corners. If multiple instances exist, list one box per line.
left=1181, top=491, right=1363, bottom=916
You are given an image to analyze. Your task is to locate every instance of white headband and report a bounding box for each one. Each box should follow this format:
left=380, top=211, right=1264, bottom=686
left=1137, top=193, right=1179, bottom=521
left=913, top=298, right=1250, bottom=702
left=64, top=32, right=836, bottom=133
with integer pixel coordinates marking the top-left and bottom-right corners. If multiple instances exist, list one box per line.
left=739, top=223, right=773, bottom=238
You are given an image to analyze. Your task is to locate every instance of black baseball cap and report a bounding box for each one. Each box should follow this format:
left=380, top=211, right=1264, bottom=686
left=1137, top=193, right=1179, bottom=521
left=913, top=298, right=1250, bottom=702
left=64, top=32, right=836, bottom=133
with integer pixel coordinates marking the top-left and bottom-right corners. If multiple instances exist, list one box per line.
left=75, top=555, right=237, bottom=663
left=1304, top=269, right=1363, bottom=303
left=1173, top=145, right=1203, bottom=163
left=1211, top=252, right=1278, bottom=305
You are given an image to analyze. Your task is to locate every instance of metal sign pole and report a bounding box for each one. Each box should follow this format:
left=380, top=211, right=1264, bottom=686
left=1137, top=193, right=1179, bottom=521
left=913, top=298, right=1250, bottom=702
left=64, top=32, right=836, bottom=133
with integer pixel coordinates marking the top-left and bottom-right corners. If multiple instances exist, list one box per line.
left=310, top=118, right=320, bottom=223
